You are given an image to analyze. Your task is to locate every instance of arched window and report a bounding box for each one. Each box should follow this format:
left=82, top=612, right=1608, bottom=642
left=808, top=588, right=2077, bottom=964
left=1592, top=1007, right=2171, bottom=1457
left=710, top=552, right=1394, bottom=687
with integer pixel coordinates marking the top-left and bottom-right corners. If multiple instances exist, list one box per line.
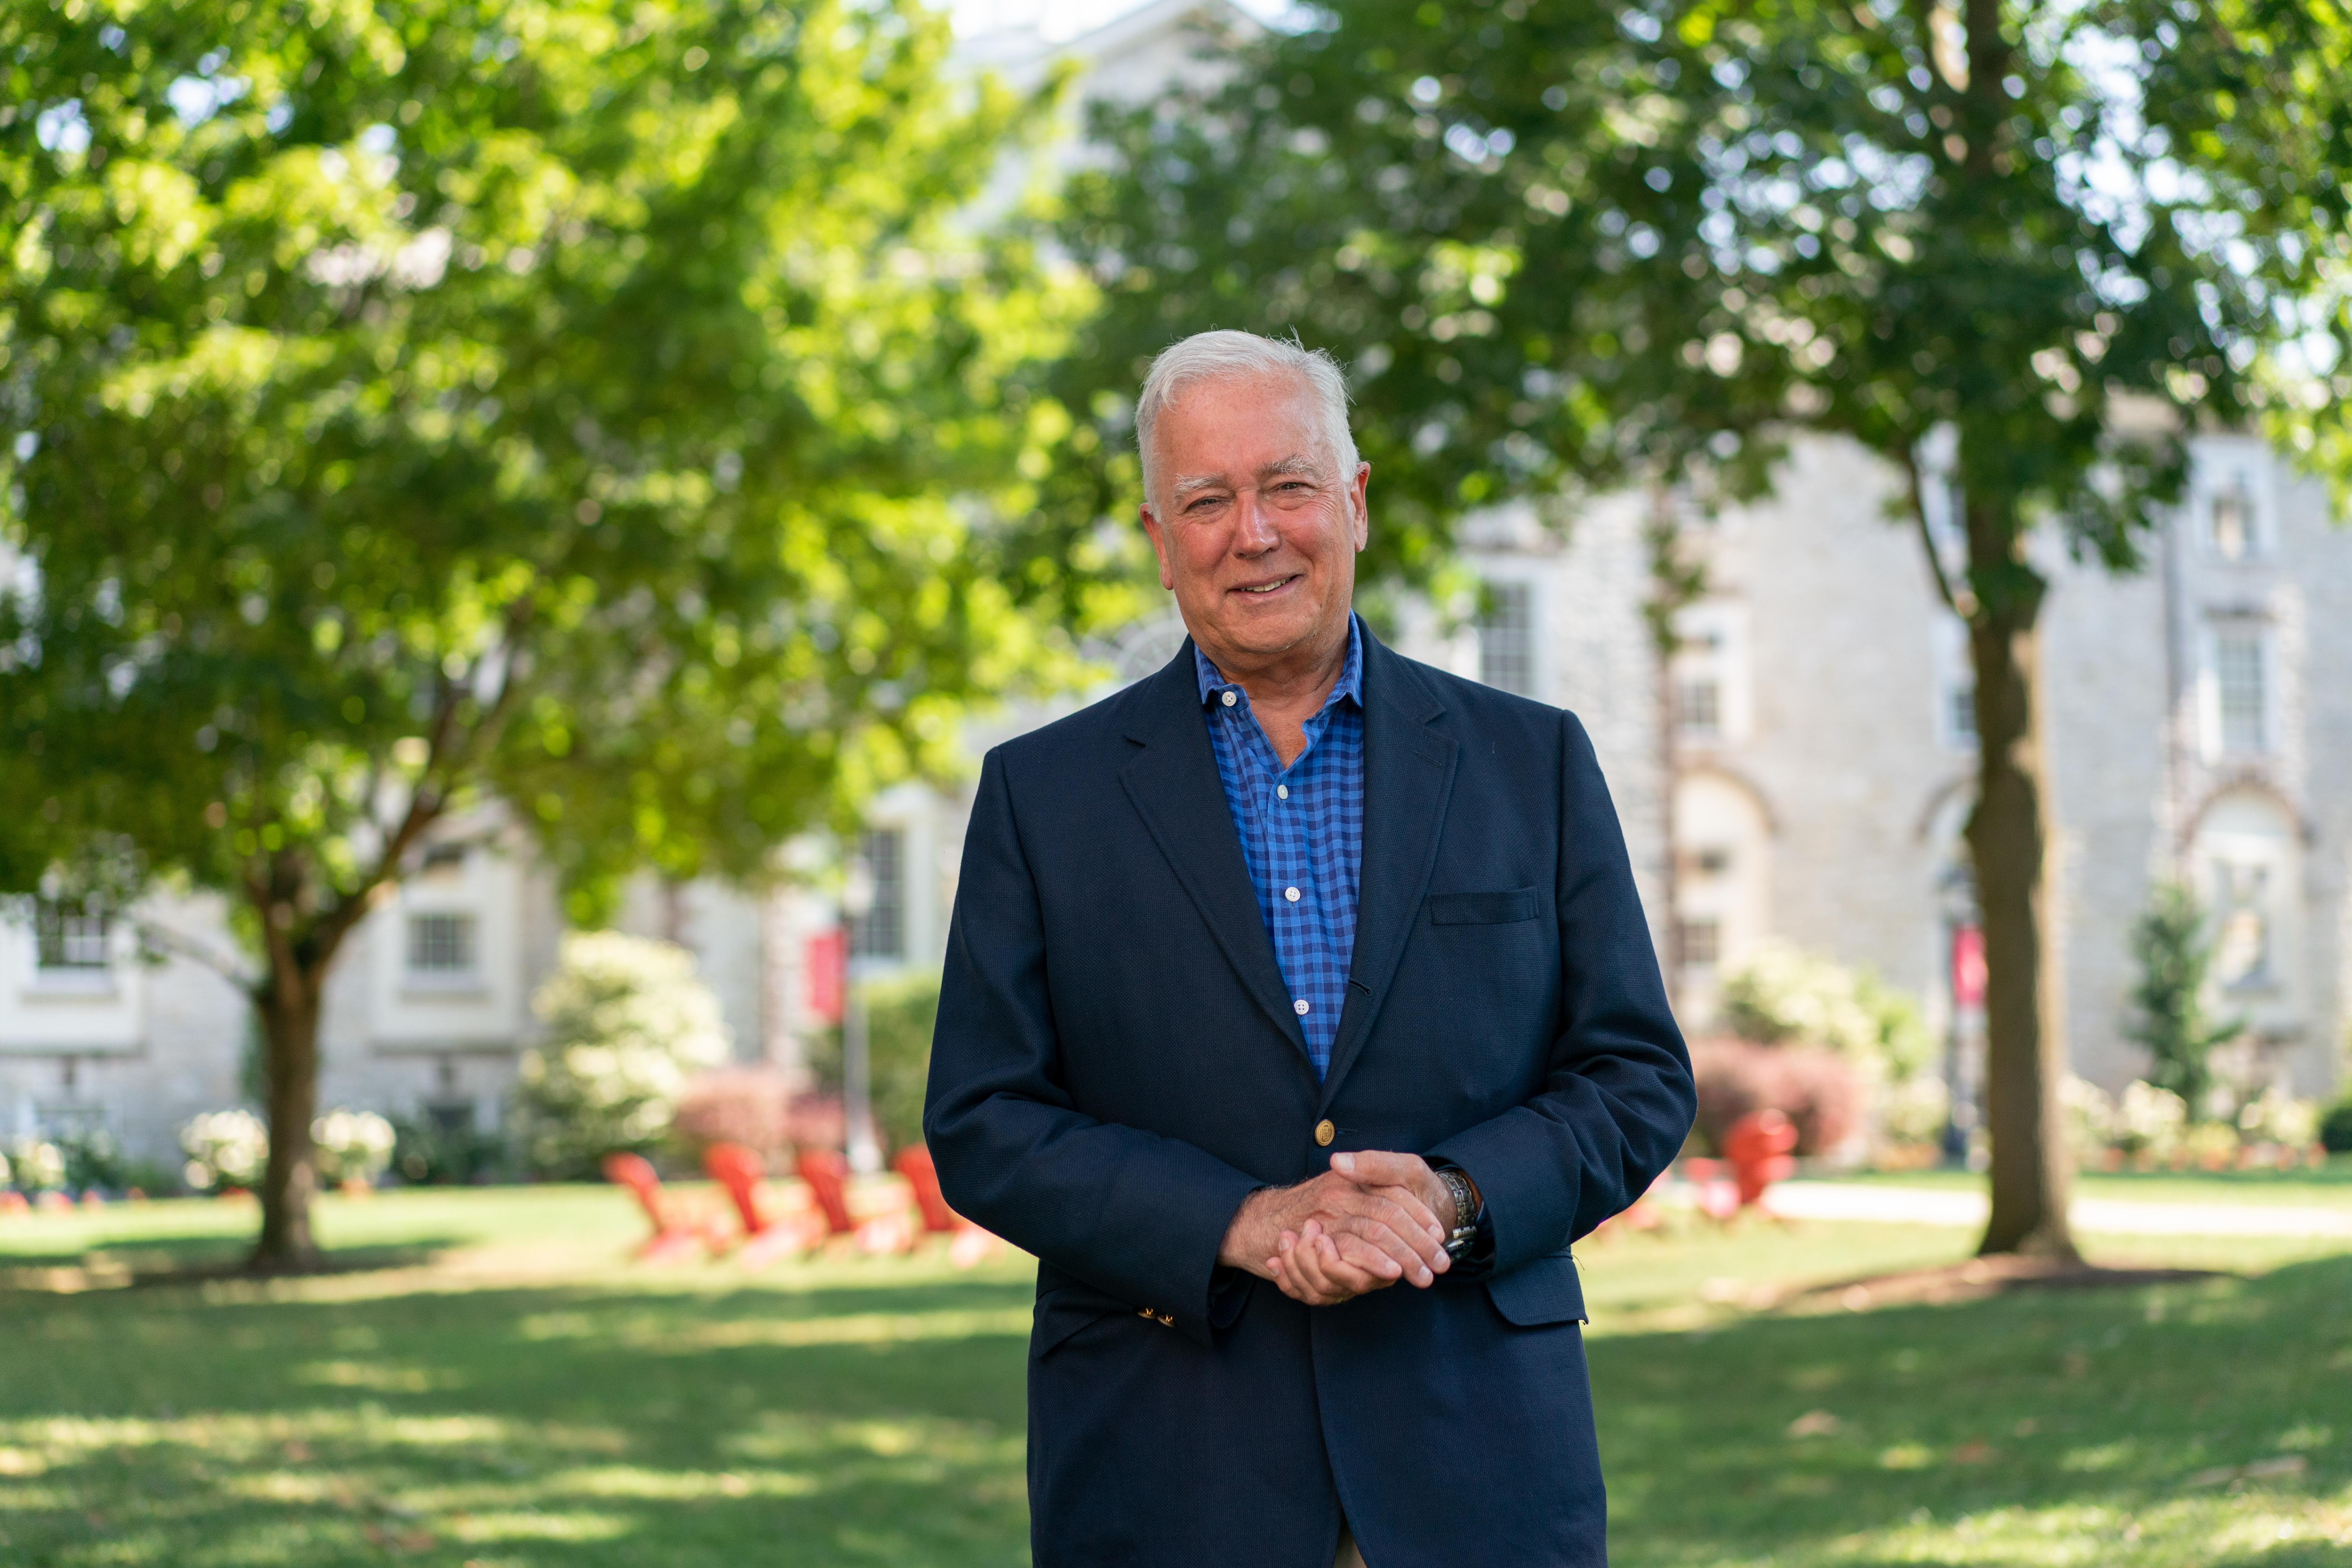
left=2187, top=789, right=2302, bottom=1031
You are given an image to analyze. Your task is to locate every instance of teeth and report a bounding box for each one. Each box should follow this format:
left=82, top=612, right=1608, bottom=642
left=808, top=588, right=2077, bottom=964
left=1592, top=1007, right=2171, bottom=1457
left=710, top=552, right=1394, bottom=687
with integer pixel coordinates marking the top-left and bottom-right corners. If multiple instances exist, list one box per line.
left=1239, top=579, right=1291, bottom=593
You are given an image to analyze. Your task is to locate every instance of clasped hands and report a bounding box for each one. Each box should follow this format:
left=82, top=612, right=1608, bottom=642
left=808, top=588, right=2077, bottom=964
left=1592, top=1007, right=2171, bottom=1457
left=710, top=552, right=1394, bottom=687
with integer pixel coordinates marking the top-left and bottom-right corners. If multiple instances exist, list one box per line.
left=1216, top=1151, right=1465, bottom=1307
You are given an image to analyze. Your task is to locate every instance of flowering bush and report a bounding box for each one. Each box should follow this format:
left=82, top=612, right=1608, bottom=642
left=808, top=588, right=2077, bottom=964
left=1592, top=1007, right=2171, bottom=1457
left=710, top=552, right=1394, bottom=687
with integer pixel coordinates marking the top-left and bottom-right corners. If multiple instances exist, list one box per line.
left=1690, top=1037, right=1865, bottom=1158
left=180, top=1110, right=269, bottom=1191
left=1878, top=1074, right=1951, bottom=1150
left=2062, top=1075, right=2118, bottom=1163
left=3, top=1138, right=69, bottom=1192
left=671, top=1066, right=795, bottom=1167
left=312, top=1109, right=397, bottom=1185
left=2112, top=1081, right=2189, bottom=1162
left=1719, top=942, right=1934, bottom=1082
left=511, top=931, right=733, bottom=1177
left=2235, top=1086, right=2319, bottom=1151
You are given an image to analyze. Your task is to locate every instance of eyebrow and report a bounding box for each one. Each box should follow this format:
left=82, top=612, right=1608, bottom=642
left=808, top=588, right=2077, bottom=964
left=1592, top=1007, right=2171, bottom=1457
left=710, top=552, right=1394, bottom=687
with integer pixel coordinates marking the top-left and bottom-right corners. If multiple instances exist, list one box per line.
left=1169, top=454, right=1325, bottom=501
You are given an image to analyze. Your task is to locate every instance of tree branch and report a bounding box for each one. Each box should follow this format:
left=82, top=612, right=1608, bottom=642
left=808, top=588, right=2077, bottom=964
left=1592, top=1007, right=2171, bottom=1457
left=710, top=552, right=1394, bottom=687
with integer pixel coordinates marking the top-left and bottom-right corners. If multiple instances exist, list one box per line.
left=1898, top=443, right=1969, bottom=620
left=307, top=601, right=536, bottom=967
left=126, top=913, right=260, bottom=989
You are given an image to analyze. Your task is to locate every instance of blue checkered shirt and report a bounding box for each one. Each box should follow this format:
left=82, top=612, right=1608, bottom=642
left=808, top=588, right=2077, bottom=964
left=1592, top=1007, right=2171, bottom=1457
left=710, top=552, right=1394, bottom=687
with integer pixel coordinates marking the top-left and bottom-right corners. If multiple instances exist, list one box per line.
left=1195, top=617, right=1365, bottom=1080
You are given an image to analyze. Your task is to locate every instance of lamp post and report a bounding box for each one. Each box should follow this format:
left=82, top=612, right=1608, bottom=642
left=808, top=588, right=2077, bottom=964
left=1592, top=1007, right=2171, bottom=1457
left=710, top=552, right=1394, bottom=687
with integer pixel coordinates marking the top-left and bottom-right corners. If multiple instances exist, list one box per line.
left=840, top=853, right=882, bottom=1175
left=1938, top=864, right=1984, bottom=1167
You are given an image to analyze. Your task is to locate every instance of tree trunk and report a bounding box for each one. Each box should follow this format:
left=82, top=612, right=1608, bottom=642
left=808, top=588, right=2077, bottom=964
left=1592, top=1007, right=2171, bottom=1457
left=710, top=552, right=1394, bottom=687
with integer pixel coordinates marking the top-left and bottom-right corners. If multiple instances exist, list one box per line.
left=1964, top=601, right=2079, bottom=1260
left=251, top=971, right=325, bottom=1271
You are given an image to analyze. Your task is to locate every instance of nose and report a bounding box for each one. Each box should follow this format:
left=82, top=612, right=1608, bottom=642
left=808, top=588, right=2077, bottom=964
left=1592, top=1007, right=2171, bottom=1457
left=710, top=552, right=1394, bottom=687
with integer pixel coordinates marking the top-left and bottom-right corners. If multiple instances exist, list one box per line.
left=1231, top=487, right=1280, bottom=556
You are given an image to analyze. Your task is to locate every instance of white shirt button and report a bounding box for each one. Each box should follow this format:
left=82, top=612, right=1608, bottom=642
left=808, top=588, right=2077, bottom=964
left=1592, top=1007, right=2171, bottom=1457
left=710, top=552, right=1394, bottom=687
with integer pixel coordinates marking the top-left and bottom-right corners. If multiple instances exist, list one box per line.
left=1294, top=998, right=1311, bottom=1016
left=1277, top=785, right=1288, bottom=800
left=1220, top=690, right=1237, bottom=707
left=1285, top=886, right=1300, bottom=903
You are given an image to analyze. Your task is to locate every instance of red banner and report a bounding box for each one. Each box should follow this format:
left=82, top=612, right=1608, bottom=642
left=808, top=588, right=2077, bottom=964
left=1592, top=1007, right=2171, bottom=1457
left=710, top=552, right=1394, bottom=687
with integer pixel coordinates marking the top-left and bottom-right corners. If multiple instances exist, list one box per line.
left=1951, top=925, right=1986, bottom=1011
left=804, top=929, right=847, bottom=1024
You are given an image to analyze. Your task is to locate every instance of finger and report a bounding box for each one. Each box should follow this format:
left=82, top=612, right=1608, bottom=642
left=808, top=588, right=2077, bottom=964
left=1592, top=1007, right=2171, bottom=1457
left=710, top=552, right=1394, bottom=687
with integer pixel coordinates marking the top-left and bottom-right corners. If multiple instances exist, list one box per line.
left=1295, top=1229, right=1372, bottom=1302
left=1359, top=1191, right=1447, bottom=1257
left=1331, top=1196, right=1444, bottom=1273
left=1369, top=1187, right=1451, bottom=1272
left=1367, top=1187, right=1452, bottom=1269
left=1330, top=1178, right=1444, bottom=1244
left=1325, top=1232, right=1405, bottom=1293
left=1332, top=1213, right=1433, bottom=1286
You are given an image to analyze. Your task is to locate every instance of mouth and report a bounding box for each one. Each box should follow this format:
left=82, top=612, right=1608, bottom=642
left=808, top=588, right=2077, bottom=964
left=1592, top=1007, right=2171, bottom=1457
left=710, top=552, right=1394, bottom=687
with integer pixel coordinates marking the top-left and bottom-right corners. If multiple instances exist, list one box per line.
left=1229, top=574, right=1302, bottom=598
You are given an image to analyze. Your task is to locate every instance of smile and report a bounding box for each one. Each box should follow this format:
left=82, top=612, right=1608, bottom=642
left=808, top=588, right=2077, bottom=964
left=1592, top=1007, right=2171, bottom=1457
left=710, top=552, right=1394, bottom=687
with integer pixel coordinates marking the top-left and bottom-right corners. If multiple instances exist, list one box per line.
left=1233, top=575, right=1301, bottom=595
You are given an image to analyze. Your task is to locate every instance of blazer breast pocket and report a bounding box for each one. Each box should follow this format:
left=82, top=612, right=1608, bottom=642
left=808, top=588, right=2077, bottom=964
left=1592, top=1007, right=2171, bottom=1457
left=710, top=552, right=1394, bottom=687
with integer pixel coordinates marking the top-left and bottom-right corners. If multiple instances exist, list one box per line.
left=1427, top=887, right=1541, bottom=926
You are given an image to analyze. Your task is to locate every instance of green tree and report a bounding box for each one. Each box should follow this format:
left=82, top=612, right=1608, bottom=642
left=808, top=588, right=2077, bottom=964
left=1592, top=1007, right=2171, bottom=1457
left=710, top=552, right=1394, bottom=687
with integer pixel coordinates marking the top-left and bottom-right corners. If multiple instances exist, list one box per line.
left=806, top=971, right=939, bottom=1156
left=1051, top=0, right=2333, bottom=1258
left=2125, top=882, right=2238, bottom=1118
left=0, top=0, right=1082, bottom=1267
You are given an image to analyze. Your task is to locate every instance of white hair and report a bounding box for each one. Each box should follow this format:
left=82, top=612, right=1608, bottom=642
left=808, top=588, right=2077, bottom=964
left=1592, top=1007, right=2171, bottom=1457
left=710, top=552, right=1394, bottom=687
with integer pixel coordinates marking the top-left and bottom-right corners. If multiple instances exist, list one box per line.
left=1134, top=330, right=1359, bottom=506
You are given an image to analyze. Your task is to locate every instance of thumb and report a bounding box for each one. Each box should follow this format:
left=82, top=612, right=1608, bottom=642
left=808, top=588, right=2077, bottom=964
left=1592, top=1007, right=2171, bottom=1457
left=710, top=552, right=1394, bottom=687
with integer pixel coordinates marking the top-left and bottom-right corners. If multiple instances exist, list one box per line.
left=1342, top=1149, right=1426, bottom=1185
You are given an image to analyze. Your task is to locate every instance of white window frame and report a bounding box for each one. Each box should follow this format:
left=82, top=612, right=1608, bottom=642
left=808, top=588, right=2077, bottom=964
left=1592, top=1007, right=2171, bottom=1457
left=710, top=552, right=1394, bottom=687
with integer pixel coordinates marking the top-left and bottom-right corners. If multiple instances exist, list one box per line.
left=1671, top=601, right=1751, bottom=745
left=1474, top=576, right=1541, bottom=699
left=403, top=910, right=481, bottom=989
left=2199, top=621, right=2274, bottom=761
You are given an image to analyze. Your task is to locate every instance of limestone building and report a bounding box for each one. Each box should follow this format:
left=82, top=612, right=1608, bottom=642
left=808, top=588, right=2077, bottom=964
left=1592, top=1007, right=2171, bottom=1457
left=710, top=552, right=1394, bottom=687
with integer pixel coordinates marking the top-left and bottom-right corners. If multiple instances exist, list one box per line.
left=7, top=0, right=2344, bottom=1165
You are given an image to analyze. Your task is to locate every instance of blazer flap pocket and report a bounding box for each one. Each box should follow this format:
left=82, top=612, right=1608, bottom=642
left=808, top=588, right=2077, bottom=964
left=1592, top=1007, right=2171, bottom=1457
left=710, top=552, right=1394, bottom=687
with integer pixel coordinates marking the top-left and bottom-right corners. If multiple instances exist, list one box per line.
left=1031, top=1283, right=1136, bottom=1358
left=1485, top=1250, right=1586, bottom=1327
left=1428, top=887, right=1541, bottom=926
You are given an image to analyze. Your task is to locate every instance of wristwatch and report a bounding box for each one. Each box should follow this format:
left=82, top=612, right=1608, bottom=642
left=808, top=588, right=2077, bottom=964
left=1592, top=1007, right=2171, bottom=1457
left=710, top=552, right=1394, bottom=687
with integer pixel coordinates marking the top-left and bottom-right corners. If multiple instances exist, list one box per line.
left=1433, top=1165, right=1481, bottom=1258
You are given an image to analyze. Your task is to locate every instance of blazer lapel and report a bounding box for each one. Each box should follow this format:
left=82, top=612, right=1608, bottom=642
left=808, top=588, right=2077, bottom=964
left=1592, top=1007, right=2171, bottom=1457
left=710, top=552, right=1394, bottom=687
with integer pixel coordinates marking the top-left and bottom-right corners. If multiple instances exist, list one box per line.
left=1119, top=643, right=1316, bottom=1067
left=1319, top=633, right=1458, bottom=1108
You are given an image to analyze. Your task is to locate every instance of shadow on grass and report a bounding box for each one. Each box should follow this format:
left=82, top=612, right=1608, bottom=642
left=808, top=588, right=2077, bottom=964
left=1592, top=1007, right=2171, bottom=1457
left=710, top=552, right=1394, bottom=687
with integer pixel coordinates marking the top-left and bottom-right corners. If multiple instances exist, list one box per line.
left=1595, top=1250, right=2352, bottom=1568
left=0, top=1234, right=463, bottom=1289
left=0, top=1266, right=1038, bottom=1567
left=0, top=1253, right=2346, bottom=1566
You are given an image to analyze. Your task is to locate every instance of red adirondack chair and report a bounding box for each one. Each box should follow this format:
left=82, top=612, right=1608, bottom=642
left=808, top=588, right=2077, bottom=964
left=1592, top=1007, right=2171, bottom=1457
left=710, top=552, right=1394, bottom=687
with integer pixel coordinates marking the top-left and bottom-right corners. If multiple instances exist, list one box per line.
left=893, top=1146, right=959, bottom=1234
left=794, top=1148, right=917, bottom=1255
left=601, top=1152, right=706, bottom=1264
left=703, top=1143, right=823, bottom=1268
left=794, top=1149, right=859, bottom=1237
left=892, top=1145, right=1004, bottom=1267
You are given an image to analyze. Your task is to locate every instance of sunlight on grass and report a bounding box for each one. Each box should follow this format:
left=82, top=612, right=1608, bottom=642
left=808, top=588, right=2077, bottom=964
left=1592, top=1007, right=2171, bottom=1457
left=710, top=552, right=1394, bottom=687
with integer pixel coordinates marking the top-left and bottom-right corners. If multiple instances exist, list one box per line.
left=1, top=1186, right=2347, bottom=1566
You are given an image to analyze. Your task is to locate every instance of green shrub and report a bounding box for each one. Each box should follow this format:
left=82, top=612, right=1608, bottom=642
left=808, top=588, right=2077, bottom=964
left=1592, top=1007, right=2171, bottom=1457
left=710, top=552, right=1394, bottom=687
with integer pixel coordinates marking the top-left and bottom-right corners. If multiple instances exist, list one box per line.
left=1719, top=941, right=1932, bottom=1081
left=389, top=1116, right=510, bottom=1186
left=2321, top=1094, right=2352, bottom=1155
left=806, top=972, right=940, bottom=1155
left=510, top=932, right=732, bottom=1178
left=2125, top=882, right=2241, bottom=1118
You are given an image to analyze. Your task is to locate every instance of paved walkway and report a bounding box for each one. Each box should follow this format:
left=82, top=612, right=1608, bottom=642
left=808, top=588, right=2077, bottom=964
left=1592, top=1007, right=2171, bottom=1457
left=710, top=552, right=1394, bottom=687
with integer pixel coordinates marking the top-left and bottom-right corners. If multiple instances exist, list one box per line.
left=1766, top=1180, right=2352, bottom=1238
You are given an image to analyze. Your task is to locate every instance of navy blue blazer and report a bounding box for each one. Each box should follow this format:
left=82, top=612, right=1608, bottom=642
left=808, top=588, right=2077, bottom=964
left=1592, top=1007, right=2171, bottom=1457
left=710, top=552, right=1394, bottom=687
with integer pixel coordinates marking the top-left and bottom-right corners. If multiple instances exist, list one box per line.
left=925, top=625, right=1694, bottom=1566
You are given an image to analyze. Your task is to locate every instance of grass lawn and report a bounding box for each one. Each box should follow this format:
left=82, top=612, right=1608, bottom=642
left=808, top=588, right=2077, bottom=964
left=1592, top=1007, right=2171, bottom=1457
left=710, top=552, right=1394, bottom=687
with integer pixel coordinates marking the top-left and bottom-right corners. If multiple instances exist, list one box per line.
left=0, top=1188, right=2346, bottom=1566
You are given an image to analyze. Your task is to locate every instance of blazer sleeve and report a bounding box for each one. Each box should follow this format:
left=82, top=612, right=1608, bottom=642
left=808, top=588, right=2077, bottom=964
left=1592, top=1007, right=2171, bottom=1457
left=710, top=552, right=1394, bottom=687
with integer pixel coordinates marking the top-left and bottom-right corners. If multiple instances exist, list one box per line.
left=1425, top=710, right=1695, bottom=1273
left=923, top=746, right=1266, bottom=1346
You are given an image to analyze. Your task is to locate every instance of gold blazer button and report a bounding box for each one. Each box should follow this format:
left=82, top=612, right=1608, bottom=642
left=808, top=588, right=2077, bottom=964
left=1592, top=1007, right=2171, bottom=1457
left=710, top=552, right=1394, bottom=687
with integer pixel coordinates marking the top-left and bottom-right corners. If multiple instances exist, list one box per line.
left=1314, top=1119, right=1336, bottom=1147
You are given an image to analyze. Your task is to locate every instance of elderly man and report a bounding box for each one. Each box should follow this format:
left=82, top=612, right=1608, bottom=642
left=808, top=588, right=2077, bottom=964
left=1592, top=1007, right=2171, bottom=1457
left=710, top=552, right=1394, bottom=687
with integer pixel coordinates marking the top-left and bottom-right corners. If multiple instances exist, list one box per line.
left=924, top=330, right=1694, bottom=1566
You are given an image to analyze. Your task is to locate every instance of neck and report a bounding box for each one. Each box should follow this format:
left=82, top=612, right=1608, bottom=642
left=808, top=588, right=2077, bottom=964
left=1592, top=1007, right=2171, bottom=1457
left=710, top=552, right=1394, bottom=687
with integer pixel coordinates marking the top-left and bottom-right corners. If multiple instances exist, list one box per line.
left=1197, top=615, right=1353, bottom=767
left=1201, top=615, right=1349, bottom=705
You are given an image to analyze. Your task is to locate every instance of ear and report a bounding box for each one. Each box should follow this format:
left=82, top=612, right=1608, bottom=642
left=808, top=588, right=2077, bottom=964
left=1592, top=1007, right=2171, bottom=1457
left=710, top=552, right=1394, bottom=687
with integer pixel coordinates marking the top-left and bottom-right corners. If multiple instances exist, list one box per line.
left=1139, top=504, right=1176, bottom=591
left=1348, top=462, right=1371, bottom=551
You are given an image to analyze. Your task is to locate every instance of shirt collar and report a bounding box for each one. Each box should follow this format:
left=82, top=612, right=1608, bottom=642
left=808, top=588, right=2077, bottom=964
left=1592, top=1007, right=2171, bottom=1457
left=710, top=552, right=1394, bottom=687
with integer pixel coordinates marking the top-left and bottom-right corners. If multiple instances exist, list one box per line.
left=1195, top=613, right=1363, bottom=714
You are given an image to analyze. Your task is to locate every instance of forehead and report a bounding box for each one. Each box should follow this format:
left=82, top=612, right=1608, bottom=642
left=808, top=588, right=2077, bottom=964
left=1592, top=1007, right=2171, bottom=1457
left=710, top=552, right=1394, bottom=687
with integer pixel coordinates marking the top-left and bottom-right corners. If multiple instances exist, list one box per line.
left=1152, top=369, right=1325, bottom=453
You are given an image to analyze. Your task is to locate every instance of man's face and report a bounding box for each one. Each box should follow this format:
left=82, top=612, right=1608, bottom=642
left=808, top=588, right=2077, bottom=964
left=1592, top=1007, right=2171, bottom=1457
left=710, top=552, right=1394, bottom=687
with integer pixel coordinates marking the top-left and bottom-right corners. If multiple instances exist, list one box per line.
left=1139, top=372, right=1369, bottom=674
